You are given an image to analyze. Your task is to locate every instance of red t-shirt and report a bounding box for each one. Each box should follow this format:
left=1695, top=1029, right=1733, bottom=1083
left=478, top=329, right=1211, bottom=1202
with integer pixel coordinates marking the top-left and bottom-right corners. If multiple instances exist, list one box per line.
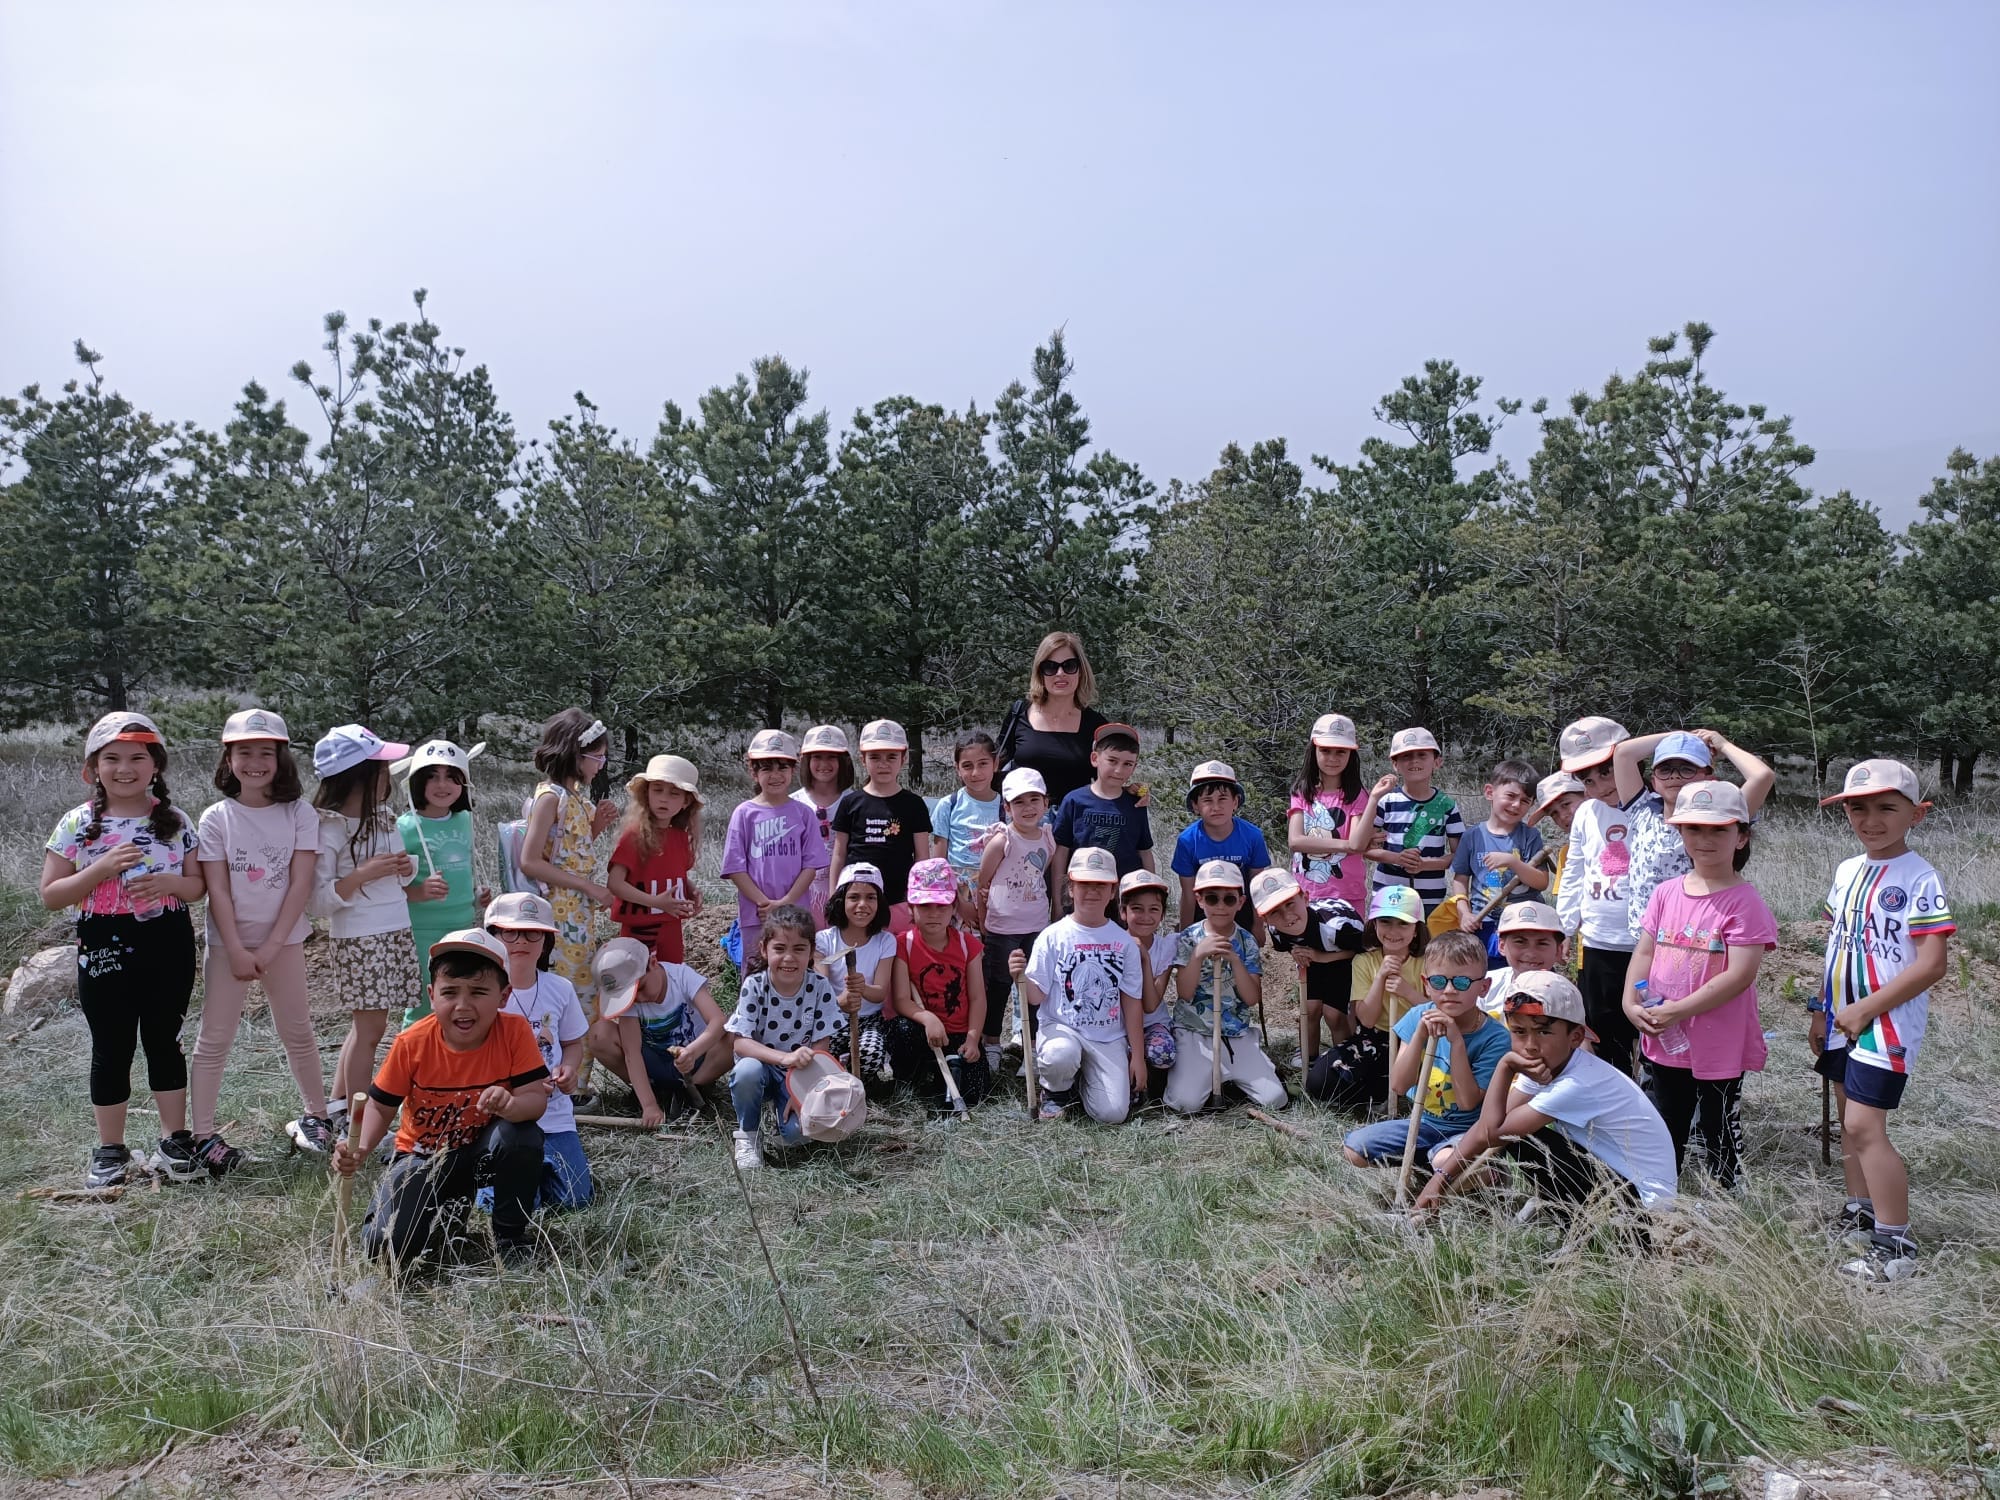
left=898, top=927, right=984, bottom=1035
left=610, top=826, right=694, bottom=963
left=369, top=1012, right=549, bottom=1155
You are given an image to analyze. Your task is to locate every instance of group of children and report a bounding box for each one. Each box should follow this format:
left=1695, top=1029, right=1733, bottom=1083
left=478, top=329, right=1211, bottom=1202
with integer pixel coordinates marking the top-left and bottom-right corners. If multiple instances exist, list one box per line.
left=41, top=698, right=1954, bottom=1283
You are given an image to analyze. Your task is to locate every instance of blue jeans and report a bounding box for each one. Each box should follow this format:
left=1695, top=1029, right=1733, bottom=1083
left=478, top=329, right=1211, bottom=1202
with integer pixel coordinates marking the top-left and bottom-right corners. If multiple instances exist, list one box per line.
left=1344, top=1113, right=1463, bottom=1165
left=474, top=1127, right=593, bottom=1214
left=730, top=1056, right=804, bottom=1143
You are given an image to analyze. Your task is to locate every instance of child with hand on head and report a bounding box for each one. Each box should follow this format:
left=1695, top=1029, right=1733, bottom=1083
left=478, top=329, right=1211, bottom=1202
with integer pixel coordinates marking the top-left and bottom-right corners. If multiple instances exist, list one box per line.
left=727, top=906, right=861, bottom=1169
left=486, top=893, right=593, bottom=1208
left=1552, top=716, right=1642, bottom=1075
left=1413, top=970, right=1677, bottom=1218
left=1449, top=759, right=1549, bottom=947
left=931, top=731, right=1003, bottom=926
left=311, top=723, right=420, bottom=1154
left=518, top=710, right=620, bottom=1019
left=890, top=859, right=991, bottom=1108
left=721, top=730, right=829, bottom=972
left=1172, top=761, right=1272, bottom=939
left=1365, top=728, right=1464, bottom=917
left=1289, top=713, right=1390, bottom=913
left=41, top=712, right=206, bottom=1189
left=190, top=709, right=327, bottom=1177
left=609, top=755, right=704, bottom=964
left=791, top=725, right=854, bottom=922
left=333, top=930, right=551, bottom=1269
left=1251, top=868, right=1364, bottom=1070
left=1343, top=930, right=1506, bottom=1169
left=1525, top=771, right=1586, bottom=904
left=1306, top=886, right=1426, bottom=1111
left=817, top=862, right=898, bottom=1085
left=1815, top=760, right=1954, bottom=1281
left=1165, top=862, right=1285, bottom=1114
left=1022, top=847, right=1146, bottom=1123
left=399, top=740, right=489, bottom=1023
left=975, top=768, right=1055, bottom=1068
left=1479, top=901, right=1569, bottom=1017
left=829, top=720, right=933, bottom=935
left=588, top=935, right=729, bottom=1128
left=1051, top=723, right=1155, bottom=889
left=1615, top=728, right=1775, bottom=940
left=1118, top=869, right=1180, bottom=1086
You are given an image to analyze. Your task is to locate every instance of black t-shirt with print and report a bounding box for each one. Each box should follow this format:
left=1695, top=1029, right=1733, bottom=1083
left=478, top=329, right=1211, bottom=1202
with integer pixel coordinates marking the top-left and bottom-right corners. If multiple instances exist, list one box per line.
left=831, top=788, right=931, bottom=904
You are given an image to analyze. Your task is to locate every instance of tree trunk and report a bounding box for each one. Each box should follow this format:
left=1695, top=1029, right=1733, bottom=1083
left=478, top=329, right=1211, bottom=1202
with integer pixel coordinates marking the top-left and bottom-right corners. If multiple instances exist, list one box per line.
left=1955, top=749, right=1979, bottom=795
left=1937, top=750, right=1956, bottom=790
left=624, top=723, right=639, bottom=774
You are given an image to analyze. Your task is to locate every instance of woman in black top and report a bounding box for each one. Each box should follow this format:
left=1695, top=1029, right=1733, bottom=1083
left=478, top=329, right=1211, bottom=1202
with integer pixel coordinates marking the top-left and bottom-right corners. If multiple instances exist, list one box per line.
left=994, top=632, right=1108, bottom=811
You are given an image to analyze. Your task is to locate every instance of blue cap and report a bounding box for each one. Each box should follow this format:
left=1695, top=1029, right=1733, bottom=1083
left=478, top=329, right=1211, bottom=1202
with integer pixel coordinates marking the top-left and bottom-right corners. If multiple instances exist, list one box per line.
left=1652, top=731, right=1712, bottom=770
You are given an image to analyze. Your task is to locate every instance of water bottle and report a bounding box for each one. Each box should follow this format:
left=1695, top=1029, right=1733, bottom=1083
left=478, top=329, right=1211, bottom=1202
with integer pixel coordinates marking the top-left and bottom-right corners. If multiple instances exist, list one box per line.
left=121, top=859, right=165, bottom=922
left=1636, top=978, right=1690, bottom=1056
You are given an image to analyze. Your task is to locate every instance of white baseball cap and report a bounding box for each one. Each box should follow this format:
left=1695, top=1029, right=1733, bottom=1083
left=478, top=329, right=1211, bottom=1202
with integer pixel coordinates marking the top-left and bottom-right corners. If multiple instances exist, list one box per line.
left=314, top=724, right=411, bottom=779
left=1186, top=760, right=1244, bottom=809
left=1001, top=767, right=1047, bottom=802
left=1310, top=712, right=1359, bottom=749
left=1558, top=716, right=1629, bottom=773
left=835, top=862, right=885, bottom=890
left=789, top=1053, right=867, bottom=1141
left=484, top=892, right=558, bottom=932
left=1389, top=727, right=1440, bottom=757
left=592, top=936, right=655, bottom=1017
left=1667, top=780, right=1750, bottom=826
left=1067, top=847, right=1119, bottom=884
left=1527, top=770, right=1586, bottom=823
left=858, top=719, right=909, bottom=752
left=1495, top=900, right=1564, bottom=937
left=1249, top=867, right=1303, bottom=916
left=1193, top=859, right=1244, bottom=892
left=799, top=725, right=850, bottom=756
left=221, top=708, right=290, bottom=745
left=1819, top=758, right=1924, bottom=808
left=1118, top=868, right=1171, bottom=901
left=1503, top=969, right=1587, bottom=1025
left=426, top=928, right=510, bottom=970
left=84, top=711, right=164, bottom=759
left=747, top=729, right=799, bottom=762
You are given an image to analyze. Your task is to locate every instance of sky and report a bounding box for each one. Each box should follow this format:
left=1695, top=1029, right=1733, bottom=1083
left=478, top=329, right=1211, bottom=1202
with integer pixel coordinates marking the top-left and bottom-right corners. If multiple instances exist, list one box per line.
left=3, top=2, right=1996, bottom=524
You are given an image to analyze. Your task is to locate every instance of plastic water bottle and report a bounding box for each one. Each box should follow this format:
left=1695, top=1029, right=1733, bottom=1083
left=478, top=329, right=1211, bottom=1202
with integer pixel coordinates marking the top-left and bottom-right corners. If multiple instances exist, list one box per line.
left=121, top=860, right=165, bottom=923
left=1636, top=978, right=1690, bottom=1056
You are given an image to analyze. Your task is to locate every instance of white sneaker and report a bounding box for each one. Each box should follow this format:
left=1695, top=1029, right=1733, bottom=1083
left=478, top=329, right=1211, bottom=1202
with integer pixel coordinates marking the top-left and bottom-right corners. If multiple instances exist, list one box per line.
left=982, top=1041, right=1003, bottom=1072
left=731, top=1129, right=764, bottom=1171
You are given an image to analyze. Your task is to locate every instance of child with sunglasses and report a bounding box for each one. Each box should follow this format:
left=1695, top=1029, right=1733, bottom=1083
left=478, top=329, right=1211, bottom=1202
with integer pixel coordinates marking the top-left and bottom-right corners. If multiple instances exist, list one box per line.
left=1162, top=861, right=1286, bottom=1115
left=1342, top=930, right=1508, bottom=1169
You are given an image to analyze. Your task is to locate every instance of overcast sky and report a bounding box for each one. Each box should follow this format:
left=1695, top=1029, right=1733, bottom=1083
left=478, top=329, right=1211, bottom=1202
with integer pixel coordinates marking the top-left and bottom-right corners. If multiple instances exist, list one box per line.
left=3, top=3, right=1995, bottom=523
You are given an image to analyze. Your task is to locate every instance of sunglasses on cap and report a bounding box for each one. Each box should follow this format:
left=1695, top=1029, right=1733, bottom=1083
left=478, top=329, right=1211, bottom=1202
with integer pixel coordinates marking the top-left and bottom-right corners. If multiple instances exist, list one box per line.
left=1425, top=974, right=1479, bottom=992
left=1038, top=657, right=1082, bottom=677
left=1199, top=891, right=1241, bottom=906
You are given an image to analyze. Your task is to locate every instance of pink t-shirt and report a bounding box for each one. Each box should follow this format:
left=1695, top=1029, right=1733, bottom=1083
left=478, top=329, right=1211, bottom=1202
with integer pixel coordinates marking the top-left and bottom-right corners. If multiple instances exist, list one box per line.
left=1639, top=876, right=1777, bottom=1080
left=1289, top=787, right=1367, bottom=908
left=197, top=797, right=320, bottom=947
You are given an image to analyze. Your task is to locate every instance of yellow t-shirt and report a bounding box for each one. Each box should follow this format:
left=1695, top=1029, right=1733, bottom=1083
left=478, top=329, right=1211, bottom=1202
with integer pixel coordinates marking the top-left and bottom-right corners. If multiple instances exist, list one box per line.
left=1352, top=951, right=1423, bottom=1030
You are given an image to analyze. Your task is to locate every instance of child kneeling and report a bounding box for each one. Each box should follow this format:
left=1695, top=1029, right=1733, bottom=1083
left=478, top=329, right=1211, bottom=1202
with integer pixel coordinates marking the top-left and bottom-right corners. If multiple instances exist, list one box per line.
left=889, top=859, right=992, bottom=1109
left=1023, top=847, right=1146, bottom=1123
left=1164, top=861, right=1286, bottom=1114
left=588, top=936, right=730, bottom=1126
left=334, top=930, right=551, bottom=1269
left=729, top=905, right=863, bottom=1168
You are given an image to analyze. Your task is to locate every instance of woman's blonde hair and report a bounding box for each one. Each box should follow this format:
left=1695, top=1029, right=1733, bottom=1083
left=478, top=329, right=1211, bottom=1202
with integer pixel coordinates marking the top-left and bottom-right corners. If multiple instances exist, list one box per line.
left=1026, top=631, right=1098, bottom=708
left=617, top=773, right=702, bottom=858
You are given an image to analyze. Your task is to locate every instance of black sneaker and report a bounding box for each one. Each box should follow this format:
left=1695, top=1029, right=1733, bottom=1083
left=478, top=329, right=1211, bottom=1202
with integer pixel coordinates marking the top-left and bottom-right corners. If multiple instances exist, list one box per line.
left=286, top=1114, right=336, bottom=1154
left=193, top=1133, right=247, bottom=1178
left=329, top=1110, right=351, bottom=1146
left=569, top=1091, right=601, bottom=1117
left=86, top=1144, right=133, bottom=1189
left=1841, top=1231, right=1919, bottom=1283
left=1833, top=1200, right=1876, bottom=1244
left=496, top=1240, right=539, bottom=1271
left=152, top=1131, right=204, bottom=1183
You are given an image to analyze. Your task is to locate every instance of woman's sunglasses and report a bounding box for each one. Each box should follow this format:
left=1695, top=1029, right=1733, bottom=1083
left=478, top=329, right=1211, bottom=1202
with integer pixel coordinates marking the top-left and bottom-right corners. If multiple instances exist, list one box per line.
left=1038, top=657, right=1082, bottom=677
left=1425, top=974, right=1478, bottom=992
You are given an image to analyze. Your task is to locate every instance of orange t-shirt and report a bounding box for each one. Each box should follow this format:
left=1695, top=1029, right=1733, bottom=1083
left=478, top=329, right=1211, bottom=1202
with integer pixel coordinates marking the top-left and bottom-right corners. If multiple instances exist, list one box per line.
left=369, top=1012, right=549, bottom=1155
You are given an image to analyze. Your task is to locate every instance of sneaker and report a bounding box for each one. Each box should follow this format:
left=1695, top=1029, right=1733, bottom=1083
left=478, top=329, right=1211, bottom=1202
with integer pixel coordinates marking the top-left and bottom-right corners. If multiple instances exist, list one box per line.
left=1003, top=1032, right=1024, bottom=1061
left=330, top=1110, right=351, bottom=1145
left=1834, top=1201, right=1876, bottom=1240
left=1036, top=1093, right=1070, bottom=1122
left=286, top=1114, right=336, bottom=1154
left=570, top=1091, right=601, bottom=1117
left=152, top=1131, right=204, bottom=1183
left=496, top=1239, right=539, bottom=1270
left=193, top=1133, right=247, bottom=1178
left=983, top=1041, right=1003, bottom=1072
left=1841, top=1232, right=1919, bottom=1283
left=86, top=1143, right=133, bottom=1189
left=732, top=1129, right=764, bottom=1171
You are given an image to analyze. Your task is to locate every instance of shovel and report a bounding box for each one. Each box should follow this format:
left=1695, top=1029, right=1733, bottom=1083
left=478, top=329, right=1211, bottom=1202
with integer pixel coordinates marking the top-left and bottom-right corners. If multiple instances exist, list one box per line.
left=931, top=1046, right=969, bottom=1118
left=1208, top=960, right=1225, bottom=1109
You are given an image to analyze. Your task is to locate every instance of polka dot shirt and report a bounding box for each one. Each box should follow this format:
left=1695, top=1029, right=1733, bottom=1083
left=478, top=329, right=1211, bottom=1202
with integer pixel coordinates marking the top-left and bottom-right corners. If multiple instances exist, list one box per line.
left=725, top=970, right=844, bottom=1051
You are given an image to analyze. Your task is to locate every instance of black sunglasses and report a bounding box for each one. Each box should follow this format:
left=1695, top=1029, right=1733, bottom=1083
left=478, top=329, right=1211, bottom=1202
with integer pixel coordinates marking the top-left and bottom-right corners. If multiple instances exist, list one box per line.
left=1200, top=891, right=1242, bottom=906
left=1038, top=657, right=1082, bottom=677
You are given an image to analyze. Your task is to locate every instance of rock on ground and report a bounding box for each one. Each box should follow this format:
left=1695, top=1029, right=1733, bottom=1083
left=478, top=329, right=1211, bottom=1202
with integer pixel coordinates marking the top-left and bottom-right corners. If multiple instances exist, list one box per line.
left=4, top=944, right=76, bottom=1017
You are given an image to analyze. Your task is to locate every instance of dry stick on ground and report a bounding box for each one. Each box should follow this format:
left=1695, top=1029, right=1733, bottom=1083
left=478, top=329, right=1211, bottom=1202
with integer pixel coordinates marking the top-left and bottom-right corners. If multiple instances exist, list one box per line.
left=330, top=1091, right=367, bottom=1287
left=723, top=1125, right=823, bottom=1417
left=1295, top=963, right=1313, bottom=1080
left=1395, top=1033, right=1441, bottom=1206
left=1245, top=1107, right=1311, bottom=1143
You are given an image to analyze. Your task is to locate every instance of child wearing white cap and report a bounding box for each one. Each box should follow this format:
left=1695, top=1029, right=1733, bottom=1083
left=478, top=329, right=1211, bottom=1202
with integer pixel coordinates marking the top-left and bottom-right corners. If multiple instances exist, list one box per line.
left=1117, top=869, right=1180, bottom=1080
left=1288, top=714, right=1391, bottom=913
left=1524, top=771, right=1586, bottom=905
left=721, top=730, right=829, bottom=972
left=1021, top=846, right=1146, bottom=1123
left=1363, top=728, right=1464, bottom=917
left=975, top=767, right=1056, bottom=1067
left=488, top=893, right=594, bottom=1208
left=188, top=709, right=327, bottom=1176
left=1163, top=861, right=1284, bottom=1115
left=1251, top=868, right=1365, bottom=1070
left=816, top=862, right=898, bottom=1083
left=1552, top=716, right=1642, bottom=1075
left=609, top=754, right=705, bottom=965
left=1478, top=900, right=1569, bottom=1019
left=398, top=739, right=487, bottom=1025
left=1171, top=761, right=1273, bottom=940
left=1613, top=729, right=1775, bottom=944
left=588, top=935, right=730, bottom=1128
left=829, top=720, right=933, bottom=936
left=1815, top=759, right=1955, bottom=1281
left=791, top=725, right=855, bottom=922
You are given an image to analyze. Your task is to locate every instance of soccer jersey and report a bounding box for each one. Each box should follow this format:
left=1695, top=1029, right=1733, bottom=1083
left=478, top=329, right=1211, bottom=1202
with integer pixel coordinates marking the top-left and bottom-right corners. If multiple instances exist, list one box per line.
left=1369, top=790, right=1464, bottom=911
left=1820, top=851, right=1954, bottom=1075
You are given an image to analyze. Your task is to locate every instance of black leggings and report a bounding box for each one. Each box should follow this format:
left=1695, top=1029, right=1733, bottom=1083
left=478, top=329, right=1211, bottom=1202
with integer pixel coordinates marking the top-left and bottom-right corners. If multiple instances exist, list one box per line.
left=364, top=1118, right=545, bottom=1264
left=1647, top=1065, right=1744, bottom=1188
left=1578, top=946, right=1638, bottom=1077
left=76, top=910, right=196, bottom=1107
left=1305, top=1025, right=1386, bottom=1112
left=980, top=931, right=1037, bottom=1039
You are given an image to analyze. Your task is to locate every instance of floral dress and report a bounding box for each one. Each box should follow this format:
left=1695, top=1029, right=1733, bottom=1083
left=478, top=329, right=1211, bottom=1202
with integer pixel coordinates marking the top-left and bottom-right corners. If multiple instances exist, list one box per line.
left=535, top=780, right=603, bottom=1012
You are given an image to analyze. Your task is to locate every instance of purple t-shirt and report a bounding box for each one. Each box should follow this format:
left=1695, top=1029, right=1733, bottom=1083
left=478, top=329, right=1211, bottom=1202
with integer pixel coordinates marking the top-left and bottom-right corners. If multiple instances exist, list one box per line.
left=719, top=797, right=829, bottom=929
left=1639, top=876, right=1778, bottom=1080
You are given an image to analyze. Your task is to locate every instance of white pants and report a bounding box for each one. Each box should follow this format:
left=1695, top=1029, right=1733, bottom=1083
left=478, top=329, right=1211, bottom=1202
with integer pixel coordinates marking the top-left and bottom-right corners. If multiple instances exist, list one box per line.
left=1036, top=1020, right=1132, bottom=1124
left=1164, top=1025, right=1287, bottom=1115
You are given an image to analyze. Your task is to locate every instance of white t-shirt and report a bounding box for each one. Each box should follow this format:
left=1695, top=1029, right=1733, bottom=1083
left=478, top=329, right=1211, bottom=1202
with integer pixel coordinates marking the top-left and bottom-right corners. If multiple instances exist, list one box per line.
left=196, top=797, right=320, bottom=947
left=313, top=810, right=415, bottom=940
left=1136, top=929, right=1177, bottom=1027
left=815, top=927, right=896, bottom=1018
left=630, top=960, right=709, bottom=1028
left=1557, top=796, right=1639, bottom=952
left=504, top=973, right=590, bottom=1135
left=1024, top=915, right=1141, bottom=1042
left=1820, top=850, right=1955, bottom=1076
left=1514, top=1048, right=1677, bottom=1207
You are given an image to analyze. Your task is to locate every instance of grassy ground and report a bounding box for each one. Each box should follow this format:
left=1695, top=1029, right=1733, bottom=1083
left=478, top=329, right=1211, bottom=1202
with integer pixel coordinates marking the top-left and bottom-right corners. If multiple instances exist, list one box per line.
left=3, top=733, right=2000, bottom=1496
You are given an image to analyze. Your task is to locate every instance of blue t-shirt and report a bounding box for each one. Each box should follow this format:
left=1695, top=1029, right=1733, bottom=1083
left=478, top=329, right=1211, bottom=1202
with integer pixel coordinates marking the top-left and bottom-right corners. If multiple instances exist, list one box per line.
left=929, top=788, right=1002, bottom=875
left=1171, top=817, right=1272, bottom=929
left=1053, top=785, right=1154, bottom=875
left=1392, top=1003, right=1512, bottom=1131
left=1449, top=821, right=1546, bottom=933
